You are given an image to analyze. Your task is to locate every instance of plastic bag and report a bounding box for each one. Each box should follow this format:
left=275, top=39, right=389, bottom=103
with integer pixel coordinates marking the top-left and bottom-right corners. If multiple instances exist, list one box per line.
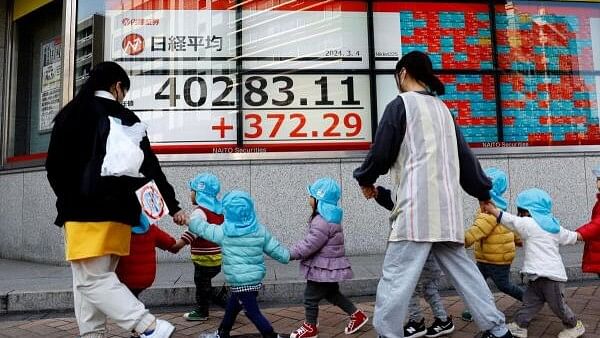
left=100, top=116, right=146, bottom=177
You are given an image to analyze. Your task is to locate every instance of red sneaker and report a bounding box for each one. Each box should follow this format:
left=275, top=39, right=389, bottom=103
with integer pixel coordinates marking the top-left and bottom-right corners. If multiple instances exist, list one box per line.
left=345, top=309, right=369, bottom=334
left=291, top=322, right=318, bottom=338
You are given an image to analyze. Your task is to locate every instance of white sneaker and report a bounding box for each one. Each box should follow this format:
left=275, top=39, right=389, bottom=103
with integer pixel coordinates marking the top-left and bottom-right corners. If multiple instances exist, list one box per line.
left=141, top=319, right=175, bottom=338
left=558, top=321, right=585, bottom=338
left=507, top=322, right=528, bottom=338
left=198, top=331, right=220, bottom=338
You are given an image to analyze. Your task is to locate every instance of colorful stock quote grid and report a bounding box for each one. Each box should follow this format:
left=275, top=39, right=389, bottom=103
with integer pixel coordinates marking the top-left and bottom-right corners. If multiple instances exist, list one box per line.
left=496, top=6, right=599, bottom=145
left=439, top=74, right=498, bottom=144
left=501, top=75, right=599, bottom=144
left=399, top=6, right=493, bottom=70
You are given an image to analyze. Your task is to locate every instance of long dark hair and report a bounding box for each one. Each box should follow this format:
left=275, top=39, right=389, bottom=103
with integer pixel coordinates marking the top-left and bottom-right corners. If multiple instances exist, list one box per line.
left=54, top=62, right=130, bottom=123
left=395, top=51, right=445, bottom=96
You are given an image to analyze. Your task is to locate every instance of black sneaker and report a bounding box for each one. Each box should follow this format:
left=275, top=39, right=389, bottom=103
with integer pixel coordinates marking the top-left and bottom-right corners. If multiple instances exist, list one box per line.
left=404, top=319, right=427, bottom=338
left=426, top=317, right=455, bottom=337
left=480, top=330, right=514, bottom=338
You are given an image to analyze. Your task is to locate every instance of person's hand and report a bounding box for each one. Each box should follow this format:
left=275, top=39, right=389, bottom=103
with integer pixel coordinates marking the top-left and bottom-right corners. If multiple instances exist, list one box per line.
left=172, top=210, right=189, bottom=226
left=169, top=239, right=186, bottom=253
left=361, top=185, right=377, bottom=199
left=577, top=232, right=583, bottom=241
left=481, top=201, right=500, bottom=217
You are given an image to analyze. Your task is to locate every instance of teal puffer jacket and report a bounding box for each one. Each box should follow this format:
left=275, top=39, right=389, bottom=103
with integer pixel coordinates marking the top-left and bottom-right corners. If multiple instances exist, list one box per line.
left=190, top=218, right=290, bottom=286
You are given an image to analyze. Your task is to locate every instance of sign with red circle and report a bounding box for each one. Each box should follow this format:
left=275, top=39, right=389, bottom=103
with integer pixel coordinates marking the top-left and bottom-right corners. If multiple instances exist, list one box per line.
left=122, top=33, right=145, bottom=56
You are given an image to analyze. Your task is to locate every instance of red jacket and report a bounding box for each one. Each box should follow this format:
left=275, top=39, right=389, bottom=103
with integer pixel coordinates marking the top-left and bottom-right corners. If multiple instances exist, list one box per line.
left=116, top=225, right=176, bottom=290
left=577, top=194, right=600, bottom=273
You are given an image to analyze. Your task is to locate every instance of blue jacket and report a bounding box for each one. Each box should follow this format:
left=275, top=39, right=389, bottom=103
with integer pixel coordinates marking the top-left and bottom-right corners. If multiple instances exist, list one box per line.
left=190, top=218, right=290, bottom=286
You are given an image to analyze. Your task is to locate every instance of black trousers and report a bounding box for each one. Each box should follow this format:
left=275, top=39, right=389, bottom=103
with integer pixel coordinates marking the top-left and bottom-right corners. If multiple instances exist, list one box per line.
left=304, top=280, right=356, bottom=324
left=194, top=264, right=222, bottom=314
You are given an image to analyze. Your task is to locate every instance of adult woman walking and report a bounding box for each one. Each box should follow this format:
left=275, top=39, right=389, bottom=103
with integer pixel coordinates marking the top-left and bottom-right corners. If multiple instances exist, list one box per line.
left=353, top=51, right=512, bottom=338
left=46, top=62, right=187, bottom=338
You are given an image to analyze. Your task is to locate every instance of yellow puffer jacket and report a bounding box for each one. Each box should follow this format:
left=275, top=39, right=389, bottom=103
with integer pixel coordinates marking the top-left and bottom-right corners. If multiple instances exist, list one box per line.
left=464, top=211, right=521, bottom=265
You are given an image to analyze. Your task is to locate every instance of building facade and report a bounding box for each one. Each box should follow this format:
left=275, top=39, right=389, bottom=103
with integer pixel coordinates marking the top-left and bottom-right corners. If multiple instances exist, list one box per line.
left=0, top=0, right=599, bottom=264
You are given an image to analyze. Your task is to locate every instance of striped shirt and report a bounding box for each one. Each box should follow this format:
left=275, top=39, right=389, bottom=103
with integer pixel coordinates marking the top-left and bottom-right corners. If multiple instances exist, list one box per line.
left=354, top=91, right=491, bottom=244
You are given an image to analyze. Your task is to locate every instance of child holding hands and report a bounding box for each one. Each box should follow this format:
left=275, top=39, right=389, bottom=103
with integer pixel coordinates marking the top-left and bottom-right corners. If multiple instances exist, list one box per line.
left=483, top=189, right=584, bottom=338
left=576, top=165, right=600, bottom=277
left=190, top=190, right=289, bottom=338
left=289, top=178, right=369, bottom=338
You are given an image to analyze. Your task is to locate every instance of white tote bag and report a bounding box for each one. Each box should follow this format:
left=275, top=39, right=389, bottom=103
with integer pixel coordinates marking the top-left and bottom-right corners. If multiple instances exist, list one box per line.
left=100, top=117, right=146, bottom=177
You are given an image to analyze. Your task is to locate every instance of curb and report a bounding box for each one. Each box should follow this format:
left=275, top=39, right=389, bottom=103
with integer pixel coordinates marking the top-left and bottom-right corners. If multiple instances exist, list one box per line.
left=4, top=266, right=596, bottom=314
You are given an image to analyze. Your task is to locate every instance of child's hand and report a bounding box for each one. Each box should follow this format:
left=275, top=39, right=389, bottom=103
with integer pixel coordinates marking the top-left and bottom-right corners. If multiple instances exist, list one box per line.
left=482, top=201, right=500, bottom=217
left=172, top=210, right=189, bottom=226
left=169, top=239, right=186, bottom=253
left=577, top=232, right=583, bottom=241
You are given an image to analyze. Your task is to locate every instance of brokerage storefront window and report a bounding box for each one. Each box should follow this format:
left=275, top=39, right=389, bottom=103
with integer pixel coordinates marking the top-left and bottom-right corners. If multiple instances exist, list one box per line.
left=8, top=0, right=64, bottom=160
left=5, top=0, right=600, bottom=164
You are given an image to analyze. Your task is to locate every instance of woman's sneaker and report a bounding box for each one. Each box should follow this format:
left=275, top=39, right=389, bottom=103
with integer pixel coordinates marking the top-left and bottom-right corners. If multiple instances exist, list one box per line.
left=183, top=309, right=209, bottom=321
left=345, top=309, right=369, bottom=334
left=141, top=319, right=175, bottom=338
left=404, top=318, right=426, bottom=338
left=506, top=322, right=527, bottom=338
left=481, top=330, right=514, bottom=338
left=557, top=320, right=585, bottom=338
left=425, top=317, right=454, bottom=337
left=291, top=322, right=318, bottom=338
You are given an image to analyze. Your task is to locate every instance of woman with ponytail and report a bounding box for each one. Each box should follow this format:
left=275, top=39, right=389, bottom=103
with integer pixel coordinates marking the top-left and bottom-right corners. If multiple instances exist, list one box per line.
left=354, top=51, right=513, bottom=338
left=46, top=62, right=187, bottom=338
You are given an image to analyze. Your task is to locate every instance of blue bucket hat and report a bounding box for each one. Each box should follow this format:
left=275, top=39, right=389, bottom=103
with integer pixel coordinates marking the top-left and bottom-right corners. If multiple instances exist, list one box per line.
left=131, top=212, right=151, bottom=234
left=189, top=173, right=223, bottom=214
left=593, top=164, right=600, bottom=178
left=222, top=190, right=259, bottom=237
left=485, top=167, right=508, bottom=211
left=515, top=188, right=560, bottom=234
left=307, top=178, right=343, bottom=224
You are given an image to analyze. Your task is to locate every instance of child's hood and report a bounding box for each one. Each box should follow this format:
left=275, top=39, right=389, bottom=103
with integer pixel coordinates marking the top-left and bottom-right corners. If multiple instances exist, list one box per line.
left=189, top=173, right=223, bottom=214
left=222, top=190, right=259, bottom=237
left=308, top=178, right=343, bottom=224
left=485, top=167, right=508, bottom=211
left=516, top=188, right=560, bottom=234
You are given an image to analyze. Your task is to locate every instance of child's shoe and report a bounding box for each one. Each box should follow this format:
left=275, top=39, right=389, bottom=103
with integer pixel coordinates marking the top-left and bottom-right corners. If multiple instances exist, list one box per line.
left=141, top=319, right=175, bottom=338
left=345, top=309, right=369, bottom=334
left=291, top=322, right=318, bottom=338
left=183, top=309, right=209, bottom=321
left=404, top=318, right=426, bottom=338
left=461, top=310, right=473, bottom=322
left=425, top=317, right=454, bottom=337
left=557, top=321, right=585, bottom=338
left=481, top=330, right=514, bottom=338
left=506, top=322, right=527, bottom=338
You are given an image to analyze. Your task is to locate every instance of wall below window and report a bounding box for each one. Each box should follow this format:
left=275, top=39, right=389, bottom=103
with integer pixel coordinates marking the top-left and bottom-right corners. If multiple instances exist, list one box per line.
left=0, top=155, right=598, bottom=264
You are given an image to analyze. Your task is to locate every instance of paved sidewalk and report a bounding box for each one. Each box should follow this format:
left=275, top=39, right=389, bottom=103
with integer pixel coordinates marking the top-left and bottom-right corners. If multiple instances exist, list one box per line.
left=1, top=244, right=595, bottom=313
left=1, top=285, right=600, bottom=338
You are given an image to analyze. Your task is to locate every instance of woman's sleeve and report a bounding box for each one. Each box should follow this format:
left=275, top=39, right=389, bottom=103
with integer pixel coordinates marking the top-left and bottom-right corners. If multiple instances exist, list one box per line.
left=139, top=136, right=181, bottom=215
left=353, top=97, right=407, bottom=186
left=454, top=122, right=492, bottom=201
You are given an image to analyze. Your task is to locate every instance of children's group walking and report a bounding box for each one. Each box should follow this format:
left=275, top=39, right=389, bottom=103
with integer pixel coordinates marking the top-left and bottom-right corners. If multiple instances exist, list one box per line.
left=45, top=55, right=600, bottom=338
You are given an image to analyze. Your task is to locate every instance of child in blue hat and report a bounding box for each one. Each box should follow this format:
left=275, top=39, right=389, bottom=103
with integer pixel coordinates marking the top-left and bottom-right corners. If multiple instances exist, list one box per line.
left=289, top=178, right=369, bottom=338
left=462, top=168, right=523, bottom=322
left=483, top=189, right=584, bottom=338
left=190, top=190, right=289, bottom=338
left=171, top=173, right=227, bottom=321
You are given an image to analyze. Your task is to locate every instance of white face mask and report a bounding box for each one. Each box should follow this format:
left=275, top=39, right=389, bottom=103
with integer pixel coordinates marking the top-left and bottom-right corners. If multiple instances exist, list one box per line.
left=395, top=69, right=407, bottom=93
